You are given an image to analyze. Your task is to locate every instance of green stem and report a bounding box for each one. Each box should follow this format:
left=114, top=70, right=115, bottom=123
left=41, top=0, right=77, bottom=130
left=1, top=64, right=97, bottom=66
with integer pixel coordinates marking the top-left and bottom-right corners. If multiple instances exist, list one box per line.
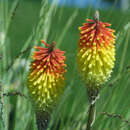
left=36, top=112, right=50, bottom=130
left=86, top=87, right=99, bottom=130
left=86, top=102, right=96, bottom=130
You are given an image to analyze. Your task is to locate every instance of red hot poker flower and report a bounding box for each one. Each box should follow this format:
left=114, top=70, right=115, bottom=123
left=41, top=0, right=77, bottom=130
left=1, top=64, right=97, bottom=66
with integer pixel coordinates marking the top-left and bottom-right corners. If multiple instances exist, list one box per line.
left=27, top=40, right=66, bottom=113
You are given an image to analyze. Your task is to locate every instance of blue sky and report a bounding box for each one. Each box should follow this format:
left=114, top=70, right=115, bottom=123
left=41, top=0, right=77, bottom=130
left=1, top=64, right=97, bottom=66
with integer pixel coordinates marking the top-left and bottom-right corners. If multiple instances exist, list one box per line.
left=49, top=0, right=119, bottom=9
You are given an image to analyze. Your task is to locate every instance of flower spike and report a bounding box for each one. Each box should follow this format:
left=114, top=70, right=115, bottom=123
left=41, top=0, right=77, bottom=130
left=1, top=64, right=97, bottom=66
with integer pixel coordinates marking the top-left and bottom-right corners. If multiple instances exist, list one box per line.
left=77, top=11, right=116, bottom=89
left=77, top=11, right=116, bottom=130
left=27, top=40, right=66, bottom=113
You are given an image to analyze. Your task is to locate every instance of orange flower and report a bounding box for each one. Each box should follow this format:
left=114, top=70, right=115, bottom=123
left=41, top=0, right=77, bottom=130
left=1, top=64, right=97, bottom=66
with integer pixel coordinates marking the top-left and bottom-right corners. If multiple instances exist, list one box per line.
left=27, top=40, right=66, bottom=112
left=77, top=12, right=116, bottom=88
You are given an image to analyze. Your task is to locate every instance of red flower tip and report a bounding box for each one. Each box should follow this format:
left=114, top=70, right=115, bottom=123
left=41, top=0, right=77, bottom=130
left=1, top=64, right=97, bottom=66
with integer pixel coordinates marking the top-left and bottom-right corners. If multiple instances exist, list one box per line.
left=31, top=40, right=66, bottom=76
left=79, top=12, right=115, bottom=49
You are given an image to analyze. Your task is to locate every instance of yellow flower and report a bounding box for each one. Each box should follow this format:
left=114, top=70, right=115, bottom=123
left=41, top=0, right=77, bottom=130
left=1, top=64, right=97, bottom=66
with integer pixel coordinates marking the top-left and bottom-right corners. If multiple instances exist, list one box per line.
left=77, top=14, right=116, bottom=89
left=27, top=40, right=66, bottom=113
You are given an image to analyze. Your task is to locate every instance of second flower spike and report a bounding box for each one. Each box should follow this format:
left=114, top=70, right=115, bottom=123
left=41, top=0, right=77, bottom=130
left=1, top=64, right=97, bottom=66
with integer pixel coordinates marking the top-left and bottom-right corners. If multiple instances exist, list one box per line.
left=77, top=11, right=116, bottom=130
left=77, top=11, right=116, bottom=90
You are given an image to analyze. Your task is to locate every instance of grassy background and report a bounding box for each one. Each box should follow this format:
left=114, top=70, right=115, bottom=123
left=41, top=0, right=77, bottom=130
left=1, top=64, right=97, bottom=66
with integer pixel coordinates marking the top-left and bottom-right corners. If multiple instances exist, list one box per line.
left=0, top=0, right=130, bottom=130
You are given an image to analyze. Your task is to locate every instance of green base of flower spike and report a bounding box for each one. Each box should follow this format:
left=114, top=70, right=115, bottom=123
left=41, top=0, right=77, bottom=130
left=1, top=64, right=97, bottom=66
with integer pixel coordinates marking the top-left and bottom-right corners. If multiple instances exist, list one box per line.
left=36, top=111, right=50, bottom=130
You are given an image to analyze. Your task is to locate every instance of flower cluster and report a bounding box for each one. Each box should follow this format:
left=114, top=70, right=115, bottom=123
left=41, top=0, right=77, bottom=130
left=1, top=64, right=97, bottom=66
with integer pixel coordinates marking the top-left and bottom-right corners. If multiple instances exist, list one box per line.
left=27, top=40, right=66, bottom=112
left=77, top=17, right=116, bottom=88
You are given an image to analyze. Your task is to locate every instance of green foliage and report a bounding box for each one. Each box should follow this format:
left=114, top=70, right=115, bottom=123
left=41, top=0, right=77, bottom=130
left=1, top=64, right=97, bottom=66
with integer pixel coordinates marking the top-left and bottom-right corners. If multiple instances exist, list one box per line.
left=0, top=0, right=130, bottom=130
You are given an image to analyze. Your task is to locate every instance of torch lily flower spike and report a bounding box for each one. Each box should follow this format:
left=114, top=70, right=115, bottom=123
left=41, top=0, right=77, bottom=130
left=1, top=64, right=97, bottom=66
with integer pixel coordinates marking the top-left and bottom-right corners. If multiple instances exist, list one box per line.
left=77, top=11, right=116, bottom=91
left=77, top=10, right=116, bottom=130
left=27, top=40, right=66, bottom=113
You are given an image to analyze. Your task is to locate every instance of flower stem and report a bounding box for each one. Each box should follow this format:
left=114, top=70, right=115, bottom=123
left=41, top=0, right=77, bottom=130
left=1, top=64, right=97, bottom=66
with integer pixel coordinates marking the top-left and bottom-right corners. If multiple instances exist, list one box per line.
left=86, top=88, right=99, bottom=130
left=36, top=112, right=50, bottom=130
left=86, top=102, right=96, bottom=130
